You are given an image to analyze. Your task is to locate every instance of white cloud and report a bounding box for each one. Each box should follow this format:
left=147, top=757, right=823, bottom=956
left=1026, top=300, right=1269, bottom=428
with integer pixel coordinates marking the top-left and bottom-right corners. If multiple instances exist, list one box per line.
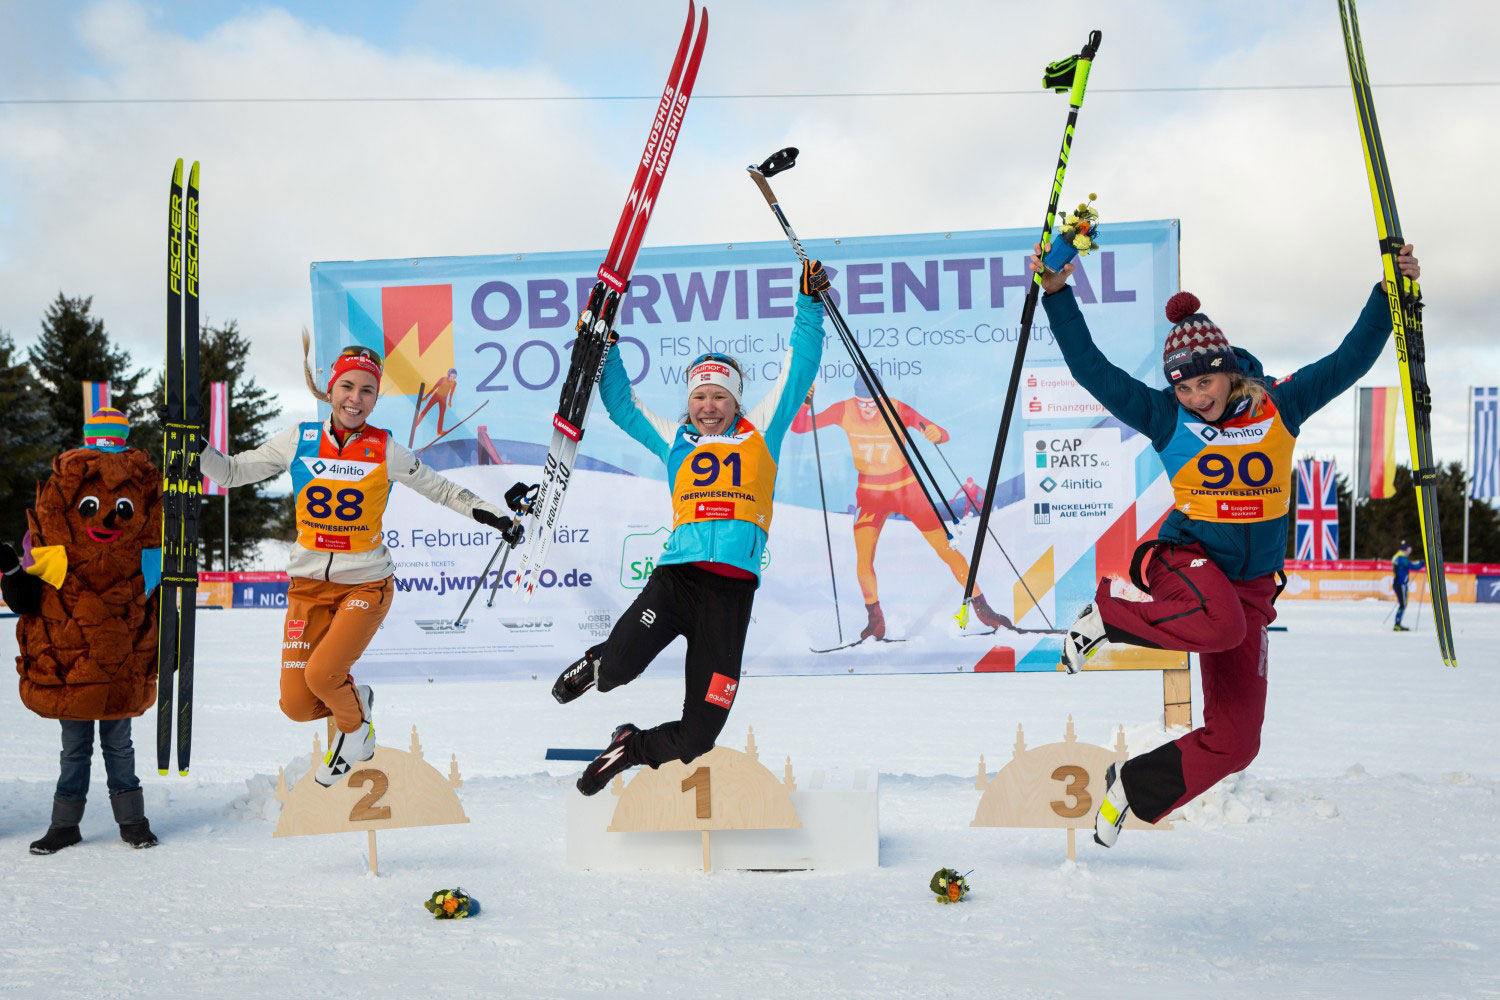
left=1, top=0, right=1493, bottom=467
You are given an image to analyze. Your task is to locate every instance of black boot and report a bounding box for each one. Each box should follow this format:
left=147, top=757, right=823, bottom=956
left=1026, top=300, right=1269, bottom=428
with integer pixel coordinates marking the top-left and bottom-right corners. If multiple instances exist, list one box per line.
left=111, top=788, right=159, bottom=849
left=553, top=649, right=601, bottom=705
left=29, top=796, right=85, bottom=855
left=860, top=601, right=885, bottom=641
left=577, top=724, right=641, bottom=796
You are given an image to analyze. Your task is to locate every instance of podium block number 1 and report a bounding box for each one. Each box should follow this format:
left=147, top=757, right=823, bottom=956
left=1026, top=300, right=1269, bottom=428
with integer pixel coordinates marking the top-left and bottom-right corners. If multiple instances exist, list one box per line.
left=682, top=767, right=712, bottom=819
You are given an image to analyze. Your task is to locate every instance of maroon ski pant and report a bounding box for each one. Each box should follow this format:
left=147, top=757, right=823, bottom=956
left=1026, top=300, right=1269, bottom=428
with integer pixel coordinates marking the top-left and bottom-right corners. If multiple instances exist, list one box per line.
left=1094, top=543, right=1279, bottom=823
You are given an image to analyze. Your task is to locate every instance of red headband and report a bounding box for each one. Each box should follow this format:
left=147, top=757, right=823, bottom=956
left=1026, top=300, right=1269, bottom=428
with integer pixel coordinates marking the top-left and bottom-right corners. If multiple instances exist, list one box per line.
left=328, top=352, right=383, bottom=392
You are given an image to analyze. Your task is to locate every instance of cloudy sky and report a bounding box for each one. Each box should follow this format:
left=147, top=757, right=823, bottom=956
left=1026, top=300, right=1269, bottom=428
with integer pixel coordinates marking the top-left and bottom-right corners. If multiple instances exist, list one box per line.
left=1, top=0, right=1494, bottom=471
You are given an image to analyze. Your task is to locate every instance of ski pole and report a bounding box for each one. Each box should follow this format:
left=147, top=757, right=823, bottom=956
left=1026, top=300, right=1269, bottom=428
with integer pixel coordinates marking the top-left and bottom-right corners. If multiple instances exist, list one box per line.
left=747, top=149, right=956, bottom=538
left=453, top=483, right=537, bottom=627
left=959, top=28, right=1102, bottom=629
left=485, top=542, right=516, bottom=610
left=1412, top=575, right=1424, bottom=632
left=805, top=385, right=845, bottom=643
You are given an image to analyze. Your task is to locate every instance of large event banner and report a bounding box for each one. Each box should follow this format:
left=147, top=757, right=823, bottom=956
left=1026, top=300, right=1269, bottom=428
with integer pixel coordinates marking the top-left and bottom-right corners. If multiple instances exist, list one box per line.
left=310, top=221, right=1180, bottom=680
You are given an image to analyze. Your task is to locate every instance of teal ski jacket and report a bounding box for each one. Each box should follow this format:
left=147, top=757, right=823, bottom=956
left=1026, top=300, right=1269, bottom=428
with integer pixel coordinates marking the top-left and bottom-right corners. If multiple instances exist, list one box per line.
left=598, top=292, right=826, bottom=583
left=1041, top=283, right=1393, bottom=580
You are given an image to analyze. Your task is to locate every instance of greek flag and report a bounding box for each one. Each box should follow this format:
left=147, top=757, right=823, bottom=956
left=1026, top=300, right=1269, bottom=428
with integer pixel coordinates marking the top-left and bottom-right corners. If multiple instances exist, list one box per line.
left=1474, top=387, right=1500, bottom=499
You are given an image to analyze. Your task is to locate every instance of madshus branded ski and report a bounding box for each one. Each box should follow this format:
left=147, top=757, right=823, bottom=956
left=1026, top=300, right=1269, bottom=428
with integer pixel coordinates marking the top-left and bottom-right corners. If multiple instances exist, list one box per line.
left=513, top=3, right=708, bottom=603
left=158, top=158, right=204, bottom=775
left=1337, top=0, right=1455, bottom=667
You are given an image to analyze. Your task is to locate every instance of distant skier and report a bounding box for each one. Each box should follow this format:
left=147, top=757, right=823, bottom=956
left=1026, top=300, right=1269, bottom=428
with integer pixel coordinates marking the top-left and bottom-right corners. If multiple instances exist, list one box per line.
left=790, top=376, right=1011, bottom=638
left=1034, top=241, right=1421, bottom=848
left=1391, top=540, right=1424, bottom=631
left=551, top=260, right=828, bottom=795
left=200, top=343, right=521, bottom=786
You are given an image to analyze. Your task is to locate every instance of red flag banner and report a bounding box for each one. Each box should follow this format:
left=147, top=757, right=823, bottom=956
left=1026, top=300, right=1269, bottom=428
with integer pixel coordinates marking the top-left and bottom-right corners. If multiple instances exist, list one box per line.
left=1356, top=386, right=1399, bottom=499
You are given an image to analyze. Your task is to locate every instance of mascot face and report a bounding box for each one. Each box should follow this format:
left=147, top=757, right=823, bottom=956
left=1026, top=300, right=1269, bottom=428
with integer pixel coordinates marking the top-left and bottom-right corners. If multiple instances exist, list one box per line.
left=33, top=448, right=162, bottom=565
left=73, top=483, right=144, bottom=545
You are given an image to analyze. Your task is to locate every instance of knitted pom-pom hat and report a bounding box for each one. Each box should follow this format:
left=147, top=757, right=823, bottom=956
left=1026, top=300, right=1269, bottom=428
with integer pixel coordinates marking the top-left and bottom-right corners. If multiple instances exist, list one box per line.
left=1161, top=291, right=1239, bottom=384
left=83, top=406, right=130, bottom=452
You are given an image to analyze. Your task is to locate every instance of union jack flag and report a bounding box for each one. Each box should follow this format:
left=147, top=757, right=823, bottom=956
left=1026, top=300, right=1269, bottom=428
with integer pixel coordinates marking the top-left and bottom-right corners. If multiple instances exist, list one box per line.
left=1295, top=458, right=1340, bottom=560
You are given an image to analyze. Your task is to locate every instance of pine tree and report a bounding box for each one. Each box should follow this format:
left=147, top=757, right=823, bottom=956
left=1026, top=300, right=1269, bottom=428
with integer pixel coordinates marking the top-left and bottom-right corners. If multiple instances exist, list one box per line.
left=27, top=294, right=151, bottom=447
left=0, top=331, right=64, bottom=545
left=147, top=320, right=290, bottom=569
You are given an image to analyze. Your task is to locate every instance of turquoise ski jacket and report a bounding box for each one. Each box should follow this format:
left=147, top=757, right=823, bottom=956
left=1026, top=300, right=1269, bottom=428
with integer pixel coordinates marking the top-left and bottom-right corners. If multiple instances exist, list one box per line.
left=598, top=292, right=826, bottom=583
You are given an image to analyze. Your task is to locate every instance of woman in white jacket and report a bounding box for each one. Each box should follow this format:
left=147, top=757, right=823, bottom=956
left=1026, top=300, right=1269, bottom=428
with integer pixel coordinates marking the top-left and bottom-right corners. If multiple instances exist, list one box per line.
left=200, top=344, right=521, bottom=786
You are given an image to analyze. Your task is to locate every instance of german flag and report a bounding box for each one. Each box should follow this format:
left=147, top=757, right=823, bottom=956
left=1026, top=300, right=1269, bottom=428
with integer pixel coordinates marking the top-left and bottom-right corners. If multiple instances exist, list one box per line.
left=1357, top=386, right=1399, bottom=499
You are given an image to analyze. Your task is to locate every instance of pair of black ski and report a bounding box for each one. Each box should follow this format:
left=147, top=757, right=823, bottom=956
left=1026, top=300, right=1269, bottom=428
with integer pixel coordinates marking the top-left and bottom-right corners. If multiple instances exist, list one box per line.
left=158, top=159, right=203, bottom=775
left=1337, top=0, right=1456, bottom=666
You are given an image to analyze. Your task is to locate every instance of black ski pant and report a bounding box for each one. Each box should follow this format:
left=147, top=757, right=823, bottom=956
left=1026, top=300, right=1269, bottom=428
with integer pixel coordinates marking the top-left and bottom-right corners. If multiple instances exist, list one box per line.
left=588, top=563, right=755, bottom=769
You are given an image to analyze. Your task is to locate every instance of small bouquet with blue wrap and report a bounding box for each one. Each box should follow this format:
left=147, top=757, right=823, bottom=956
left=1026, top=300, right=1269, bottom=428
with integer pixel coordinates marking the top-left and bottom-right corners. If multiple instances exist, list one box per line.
left=1043, top=193, right=1100, bottom=273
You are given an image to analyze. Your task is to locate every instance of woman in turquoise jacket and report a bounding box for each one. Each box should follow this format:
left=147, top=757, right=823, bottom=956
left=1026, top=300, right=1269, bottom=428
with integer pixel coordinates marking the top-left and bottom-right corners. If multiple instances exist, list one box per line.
left=1033, top=242, right=1420, bottom=848
left=555, top=260, right=829, bottom=795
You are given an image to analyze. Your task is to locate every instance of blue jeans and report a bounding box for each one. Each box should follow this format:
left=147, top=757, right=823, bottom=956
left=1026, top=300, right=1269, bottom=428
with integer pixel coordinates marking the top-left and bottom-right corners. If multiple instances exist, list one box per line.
left=55, top=719, right=141, bottom=802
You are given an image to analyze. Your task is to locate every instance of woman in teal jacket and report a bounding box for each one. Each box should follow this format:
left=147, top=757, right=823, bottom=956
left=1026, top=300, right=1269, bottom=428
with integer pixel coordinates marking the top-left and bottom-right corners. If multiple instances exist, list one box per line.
left=555, top=259, right=829, bottom=795
left=1034, top=242, right=1420, bottom=848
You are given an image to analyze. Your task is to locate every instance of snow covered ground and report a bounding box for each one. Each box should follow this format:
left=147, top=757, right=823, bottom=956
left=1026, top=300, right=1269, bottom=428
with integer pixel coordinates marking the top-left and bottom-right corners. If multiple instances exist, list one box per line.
left=1, top=599, right=1496, bottom=999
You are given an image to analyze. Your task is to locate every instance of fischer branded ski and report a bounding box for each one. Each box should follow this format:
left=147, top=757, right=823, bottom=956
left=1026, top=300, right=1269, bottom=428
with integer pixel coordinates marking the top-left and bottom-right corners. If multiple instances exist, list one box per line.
left=513, top=2, right=708, bottom=603
left=959, top=29, right=1102, bottom=630
left=1337, top=0, right=1455, bottom=666
left=157, top=158, right=204, bottom=775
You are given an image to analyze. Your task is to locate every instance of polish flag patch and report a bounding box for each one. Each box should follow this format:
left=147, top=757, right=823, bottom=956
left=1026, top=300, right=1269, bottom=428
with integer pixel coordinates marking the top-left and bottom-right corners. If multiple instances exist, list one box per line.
left=705, top=672, right=738, bottom=709
left=286, top=619, right=307, bottom=640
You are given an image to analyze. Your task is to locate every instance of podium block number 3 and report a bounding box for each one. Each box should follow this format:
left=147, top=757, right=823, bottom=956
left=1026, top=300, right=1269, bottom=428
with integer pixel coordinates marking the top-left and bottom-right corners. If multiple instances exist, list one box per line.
left=349, top=769, right=393, bottom=822
left=681, top=766, right=712, bottom=819
left=1049, top=765, right=1092, bottom=819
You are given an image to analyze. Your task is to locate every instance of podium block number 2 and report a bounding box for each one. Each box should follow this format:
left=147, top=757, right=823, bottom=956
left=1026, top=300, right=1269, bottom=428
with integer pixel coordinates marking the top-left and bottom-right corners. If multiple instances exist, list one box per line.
left=682, top=766, right=712, bottom=819
left=1049, top=765, right=1092, bottom=819
left=349, top=769, right=393, bottom=822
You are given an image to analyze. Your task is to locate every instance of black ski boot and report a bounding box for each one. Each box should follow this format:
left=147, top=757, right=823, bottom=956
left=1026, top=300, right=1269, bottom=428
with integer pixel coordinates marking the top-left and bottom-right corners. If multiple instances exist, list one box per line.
left=29, top=796, right=85, bottom=855
left=577, top=724, right=641, bottom=796
left=111, top=788, right=159, bottom=849
left=860, top=601, right=886, bottom=641
left=553, top=649, right=601, bottom=705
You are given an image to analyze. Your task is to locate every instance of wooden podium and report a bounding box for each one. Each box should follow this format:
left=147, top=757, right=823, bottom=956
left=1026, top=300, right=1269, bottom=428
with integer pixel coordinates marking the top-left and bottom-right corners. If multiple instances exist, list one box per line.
left=273, top=725, right=468, bottom=875
left=568, top=726, right=878, bottom=873
left=972, top=717, right=1171, bottom=861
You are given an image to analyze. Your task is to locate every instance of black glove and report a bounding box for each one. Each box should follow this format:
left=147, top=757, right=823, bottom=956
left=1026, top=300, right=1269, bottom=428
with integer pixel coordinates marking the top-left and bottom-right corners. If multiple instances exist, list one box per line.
left=473, top=508, right=526, bottom=548
left=801, top=259, right=830, bottom=297
left=0, top=543, right=19, bottom=575
left=504, top=481, right=539, bottom=515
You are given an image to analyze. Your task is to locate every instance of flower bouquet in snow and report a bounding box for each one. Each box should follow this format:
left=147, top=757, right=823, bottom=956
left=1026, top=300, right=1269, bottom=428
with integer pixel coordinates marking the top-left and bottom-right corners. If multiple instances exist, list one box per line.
left=424, top=887, right=480, bottom=919
left=929, top=868, right=971, bottom=904
left=1043, top=193, right=1101, bottom=272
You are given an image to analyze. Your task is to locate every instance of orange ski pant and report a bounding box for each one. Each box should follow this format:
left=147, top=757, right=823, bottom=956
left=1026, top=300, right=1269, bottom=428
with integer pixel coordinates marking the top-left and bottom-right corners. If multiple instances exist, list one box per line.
left=278, top=577, right=393, bottom=734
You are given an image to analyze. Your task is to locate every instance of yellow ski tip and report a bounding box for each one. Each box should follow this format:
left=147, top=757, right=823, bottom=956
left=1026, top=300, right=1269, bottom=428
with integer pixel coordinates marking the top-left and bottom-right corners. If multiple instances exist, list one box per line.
left=954, top=604, right=970, bottom=629
left=157, top=769, right=168, bottom=776
left=178, top=769, right=190, bottom=777
left=173, top=158, right=183, bottom=183
left=189, top=161, right=199, bottom=187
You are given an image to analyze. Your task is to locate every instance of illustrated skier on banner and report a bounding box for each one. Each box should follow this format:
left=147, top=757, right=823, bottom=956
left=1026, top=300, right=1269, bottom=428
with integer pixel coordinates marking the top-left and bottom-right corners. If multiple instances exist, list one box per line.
left=416, top=368, right=459, bottom=436
left=199, top=342, right=525, bottom=786
left=1033, top=240, right=1421, bottom=848
left=552, top=259, right=828, bottom=796
left=3, top=408, right=164, bottom=853
left=791, top=375, right=1012, bottom=639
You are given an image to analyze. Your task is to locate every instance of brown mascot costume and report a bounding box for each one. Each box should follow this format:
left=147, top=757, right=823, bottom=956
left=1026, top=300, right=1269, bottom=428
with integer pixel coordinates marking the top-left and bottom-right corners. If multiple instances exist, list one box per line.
left=1, top=408, right=164, bottom=854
